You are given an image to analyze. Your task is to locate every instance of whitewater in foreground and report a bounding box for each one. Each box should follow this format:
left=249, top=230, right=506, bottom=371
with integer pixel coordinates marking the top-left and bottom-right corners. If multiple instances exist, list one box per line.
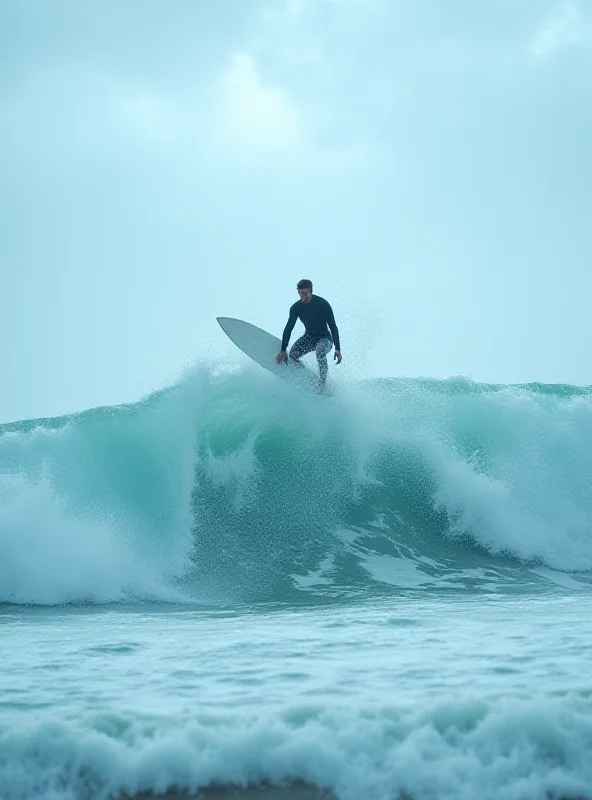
left=2, top=365, right=592, bottom=800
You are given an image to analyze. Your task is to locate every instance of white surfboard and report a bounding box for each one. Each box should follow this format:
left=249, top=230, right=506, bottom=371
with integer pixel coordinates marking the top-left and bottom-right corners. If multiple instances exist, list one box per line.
left=216, top=317, right=317, bottom=387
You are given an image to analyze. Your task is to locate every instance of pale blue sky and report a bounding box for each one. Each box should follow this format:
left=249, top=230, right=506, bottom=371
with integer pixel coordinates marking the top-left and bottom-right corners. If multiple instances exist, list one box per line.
left=2, top=0, right=591, bottom=422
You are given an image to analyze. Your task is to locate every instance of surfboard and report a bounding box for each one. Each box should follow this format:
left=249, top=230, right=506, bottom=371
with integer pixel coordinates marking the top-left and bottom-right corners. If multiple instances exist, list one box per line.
left=216, top=317, right=317, bottom=388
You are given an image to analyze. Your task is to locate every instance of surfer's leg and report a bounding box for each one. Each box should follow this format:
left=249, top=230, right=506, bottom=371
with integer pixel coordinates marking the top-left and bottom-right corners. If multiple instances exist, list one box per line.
left=289, top=335, right=316, bottom=366
left=315, top=338, right=332, bottom=384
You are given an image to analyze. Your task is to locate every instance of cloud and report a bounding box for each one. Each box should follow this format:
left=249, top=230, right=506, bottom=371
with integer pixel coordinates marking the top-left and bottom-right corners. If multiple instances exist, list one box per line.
left=213, top=0, right=386, bottom=169
left=220, top=52, right=300, bottom=150
left=530, top=0, right=588, bottom=59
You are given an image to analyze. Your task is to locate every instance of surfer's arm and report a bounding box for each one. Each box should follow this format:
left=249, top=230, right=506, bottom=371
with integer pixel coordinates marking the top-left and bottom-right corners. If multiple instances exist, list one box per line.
left=280, top=307, right=298, bottom=351
left=325, top=302, right=341, bottom=351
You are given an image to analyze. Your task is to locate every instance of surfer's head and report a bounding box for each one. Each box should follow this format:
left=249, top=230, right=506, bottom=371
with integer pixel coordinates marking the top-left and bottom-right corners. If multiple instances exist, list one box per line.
left=297, top=279, right=313, bottom=302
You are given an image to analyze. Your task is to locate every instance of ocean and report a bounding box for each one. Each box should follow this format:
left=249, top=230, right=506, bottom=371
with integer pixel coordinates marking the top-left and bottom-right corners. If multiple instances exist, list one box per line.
left=2, top=366, right=592, bottom=800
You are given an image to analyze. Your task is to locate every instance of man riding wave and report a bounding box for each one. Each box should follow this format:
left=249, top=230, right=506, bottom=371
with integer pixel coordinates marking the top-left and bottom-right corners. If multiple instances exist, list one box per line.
left=276, top=279, right=342, bottom=390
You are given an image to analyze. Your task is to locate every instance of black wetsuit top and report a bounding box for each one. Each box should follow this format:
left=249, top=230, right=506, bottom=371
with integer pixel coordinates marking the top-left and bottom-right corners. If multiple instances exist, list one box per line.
left=281, top=295, right=341, bottom=351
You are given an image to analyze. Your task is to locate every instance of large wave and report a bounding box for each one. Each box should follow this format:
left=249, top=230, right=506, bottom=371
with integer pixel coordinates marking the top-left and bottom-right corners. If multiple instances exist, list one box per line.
left=1, top=366, right=592, bottom=605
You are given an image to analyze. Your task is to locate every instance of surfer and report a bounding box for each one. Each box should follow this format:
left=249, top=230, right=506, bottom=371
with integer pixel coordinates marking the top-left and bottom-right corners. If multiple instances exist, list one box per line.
left=276, top=279, right=342, bottom=389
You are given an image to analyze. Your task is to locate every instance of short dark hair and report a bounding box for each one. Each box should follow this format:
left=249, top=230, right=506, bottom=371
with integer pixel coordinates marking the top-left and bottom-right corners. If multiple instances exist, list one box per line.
left=297, top=279, right=313, bottom=291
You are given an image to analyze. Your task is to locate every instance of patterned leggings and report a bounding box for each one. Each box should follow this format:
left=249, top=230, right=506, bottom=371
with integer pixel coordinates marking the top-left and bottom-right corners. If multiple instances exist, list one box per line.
left=289, top=334, right=333, bottom=383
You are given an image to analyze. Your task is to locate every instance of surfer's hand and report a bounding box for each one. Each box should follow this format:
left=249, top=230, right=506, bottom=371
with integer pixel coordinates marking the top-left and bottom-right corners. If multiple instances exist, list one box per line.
left=276, top=350, right=288, bottom=364
left=334, top=350, right=342, bottom=365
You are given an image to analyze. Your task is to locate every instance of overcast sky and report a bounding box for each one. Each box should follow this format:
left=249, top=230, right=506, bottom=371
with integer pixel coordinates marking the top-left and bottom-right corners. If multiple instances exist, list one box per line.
left=1, top=0, right=591, bottom=422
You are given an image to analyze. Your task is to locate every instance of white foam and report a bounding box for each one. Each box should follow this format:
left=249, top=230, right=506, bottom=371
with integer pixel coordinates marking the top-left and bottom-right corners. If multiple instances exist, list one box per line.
left=350, top=380, right=592, bottom=574
left=1, top=695, right=592, bottom=800
left=0, top=473, right=188, bottom=605
left=0, top=368, right=206, bottom=605
left=428, top=390, right=592, bottom=571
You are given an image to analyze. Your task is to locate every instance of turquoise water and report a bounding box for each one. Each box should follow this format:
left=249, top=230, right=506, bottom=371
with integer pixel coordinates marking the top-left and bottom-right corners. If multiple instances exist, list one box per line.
left=2, top=367, right=592, bottom=799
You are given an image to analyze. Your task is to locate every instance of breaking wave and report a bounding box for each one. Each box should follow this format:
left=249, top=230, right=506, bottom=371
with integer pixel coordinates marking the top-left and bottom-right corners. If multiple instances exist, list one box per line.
left=2, top=366, right=592, bottom=605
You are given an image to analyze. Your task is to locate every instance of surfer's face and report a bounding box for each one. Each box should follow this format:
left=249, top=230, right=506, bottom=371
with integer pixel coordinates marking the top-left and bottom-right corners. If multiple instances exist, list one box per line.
left=298, top=288, right=312, bottom=303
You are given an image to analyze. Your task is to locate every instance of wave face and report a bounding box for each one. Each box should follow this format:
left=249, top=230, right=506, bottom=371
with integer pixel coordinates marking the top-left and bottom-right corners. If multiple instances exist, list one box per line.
left=2, top=367, right=592, bottom=605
